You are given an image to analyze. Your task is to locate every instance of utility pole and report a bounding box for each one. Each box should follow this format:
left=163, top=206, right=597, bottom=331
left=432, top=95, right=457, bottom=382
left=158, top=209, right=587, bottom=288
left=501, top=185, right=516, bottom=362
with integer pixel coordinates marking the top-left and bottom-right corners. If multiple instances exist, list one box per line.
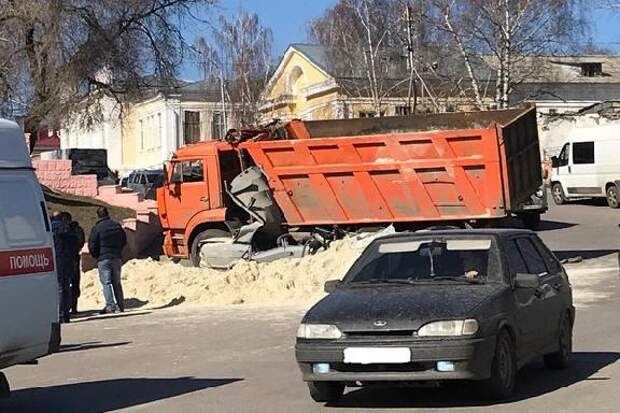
left=404, top=1, right=417, bottom=114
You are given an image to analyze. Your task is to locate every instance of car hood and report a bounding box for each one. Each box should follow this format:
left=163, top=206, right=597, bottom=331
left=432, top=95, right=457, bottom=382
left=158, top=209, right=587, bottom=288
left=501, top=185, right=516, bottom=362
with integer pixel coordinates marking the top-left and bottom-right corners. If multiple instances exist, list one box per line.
left=303, top=283, right=505, bottom=331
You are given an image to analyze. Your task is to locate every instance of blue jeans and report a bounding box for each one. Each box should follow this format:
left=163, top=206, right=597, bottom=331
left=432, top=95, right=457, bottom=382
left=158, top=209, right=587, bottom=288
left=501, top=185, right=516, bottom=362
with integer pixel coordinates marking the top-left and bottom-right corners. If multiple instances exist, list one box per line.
left=97, top=258, right=124, bottom=311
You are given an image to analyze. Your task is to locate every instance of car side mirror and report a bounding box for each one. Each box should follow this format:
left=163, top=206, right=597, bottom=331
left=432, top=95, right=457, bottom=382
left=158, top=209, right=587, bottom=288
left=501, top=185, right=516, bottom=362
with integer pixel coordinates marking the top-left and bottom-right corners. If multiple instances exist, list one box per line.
left=515, top=273, right=540, bottom=289
left=551, top=156, right=559, bottom=168
left=324, top=280, right=341, bottom=293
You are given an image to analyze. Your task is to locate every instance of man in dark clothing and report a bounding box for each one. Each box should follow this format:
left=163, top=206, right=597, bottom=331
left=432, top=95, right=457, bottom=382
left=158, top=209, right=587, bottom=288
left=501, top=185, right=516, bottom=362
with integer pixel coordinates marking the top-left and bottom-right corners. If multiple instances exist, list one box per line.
left=51, top=211, right=78, bottom=323
left=88, top=207, right=127, bottom=314
left=63, top=213, right=85, bottom=315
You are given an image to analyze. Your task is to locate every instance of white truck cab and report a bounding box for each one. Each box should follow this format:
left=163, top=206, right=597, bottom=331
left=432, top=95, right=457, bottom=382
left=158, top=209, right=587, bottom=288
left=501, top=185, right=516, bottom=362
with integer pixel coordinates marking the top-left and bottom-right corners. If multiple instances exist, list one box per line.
left=550, top=126, right=620, bottom=208
left=0, top=119, right=60, bottom=396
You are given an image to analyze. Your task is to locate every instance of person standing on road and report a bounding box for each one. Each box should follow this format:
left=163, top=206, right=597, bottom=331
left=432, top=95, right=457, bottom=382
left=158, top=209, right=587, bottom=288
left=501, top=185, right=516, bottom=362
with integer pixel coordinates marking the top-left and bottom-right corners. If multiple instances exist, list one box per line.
left=51, top=211, right=78, bottom=323
left=88, top=207, right=127, bottom=314
left=64, top=213, right=85, bottom=315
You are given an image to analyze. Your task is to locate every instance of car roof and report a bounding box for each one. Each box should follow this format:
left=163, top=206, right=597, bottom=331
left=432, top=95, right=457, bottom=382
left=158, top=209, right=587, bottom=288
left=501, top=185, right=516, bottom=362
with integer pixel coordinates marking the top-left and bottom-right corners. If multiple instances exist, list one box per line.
left=376, top=228, right=534, bottom=242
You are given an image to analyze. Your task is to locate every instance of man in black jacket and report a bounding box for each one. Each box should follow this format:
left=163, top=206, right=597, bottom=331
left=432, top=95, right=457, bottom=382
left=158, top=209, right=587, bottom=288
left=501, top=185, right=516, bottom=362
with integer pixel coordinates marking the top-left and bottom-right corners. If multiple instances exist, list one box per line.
left=88, top=207, right=127, bottom=314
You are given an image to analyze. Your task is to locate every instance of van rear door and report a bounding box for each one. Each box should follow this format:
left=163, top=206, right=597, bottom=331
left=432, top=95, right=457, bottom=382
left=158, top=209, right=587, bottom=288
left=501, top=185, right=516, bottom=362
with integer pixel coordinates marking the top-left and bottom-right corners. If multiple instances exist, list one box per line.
left=0, top=171, right=58, bottom=368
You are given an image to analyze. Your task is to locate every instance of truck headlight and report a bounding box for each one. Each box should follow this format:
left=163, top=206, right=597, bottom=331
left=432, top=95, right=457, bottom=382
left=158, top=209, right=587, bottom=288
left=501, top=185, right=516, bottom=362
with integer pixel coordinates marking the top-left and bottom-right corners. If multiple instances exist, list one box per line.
left=297, top=324, right=342, bottom=339
left=417, top=319, right=479, bottom=337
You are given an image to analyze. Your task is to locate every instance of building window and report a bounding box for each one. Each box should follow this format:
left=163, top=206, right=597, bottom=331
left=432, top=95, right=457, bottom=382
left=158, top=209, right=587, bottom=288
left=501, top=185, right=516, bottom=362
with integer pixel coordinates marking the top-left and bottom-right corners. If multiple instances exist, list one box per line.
left=158, top=113, right=162, bottom=148
left=548, top=109, right=557, bottom=115
left=572, top=141, right=594, bottom=164
left=581, top=63, right=602, bottom=77
left=358, top=111, right=384, bottom=118
left=184, top=111, right=201, bottom=144
left=212, top=112, right=225, bottom=140
left=139, top=120, right=145, bottom=150
left=395, top=106, right=412, bottom=116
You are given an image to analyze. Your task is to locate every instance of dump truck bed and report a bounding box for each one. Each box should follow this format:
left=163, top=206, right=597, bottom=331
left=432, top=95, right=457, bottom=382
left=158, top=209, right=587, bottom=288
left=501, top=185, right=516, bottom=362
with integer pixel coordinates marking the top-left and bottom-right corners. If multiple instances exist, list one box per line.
left=240, top=107, right=541, bottom=227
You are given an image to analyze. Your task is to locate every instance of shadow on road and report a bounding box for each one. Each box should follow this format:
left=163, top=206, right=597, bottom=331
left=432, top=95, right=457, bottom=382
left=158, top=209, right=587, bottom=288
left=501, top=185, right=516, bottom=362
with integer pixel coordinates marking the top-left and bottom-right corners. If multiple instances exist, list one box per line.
left=536, top=220, right=578, bottom=232
left=0, top=377, right=242, bottom=412
left=327, top=352, right=620, bottom=409
left=553, top=250, right=619, bottom=261
left=58, top=341, right=132, bottom=354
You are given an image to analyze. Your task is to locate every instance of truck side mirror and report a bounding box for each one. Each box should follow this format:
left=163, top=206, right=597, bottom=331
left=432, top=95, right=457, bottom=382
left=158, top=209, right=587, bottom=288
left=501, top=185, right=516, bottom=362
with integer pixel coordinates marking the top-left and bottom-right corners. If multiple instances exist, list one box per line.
left=515, top=273, right=540, bottom=289
left=551, top=156, right=559, bottom=168
left=324, top=280, right=341, bottom=293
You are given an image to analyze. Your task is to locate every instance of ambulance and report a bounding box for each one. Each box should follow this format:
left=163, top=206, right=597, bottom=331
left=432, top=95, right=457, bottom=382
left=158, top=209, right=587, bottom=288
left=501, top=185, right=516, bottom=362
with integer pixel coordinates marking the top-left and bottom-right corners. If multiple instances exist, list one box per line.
left=0, top=119, right=60, bottom=395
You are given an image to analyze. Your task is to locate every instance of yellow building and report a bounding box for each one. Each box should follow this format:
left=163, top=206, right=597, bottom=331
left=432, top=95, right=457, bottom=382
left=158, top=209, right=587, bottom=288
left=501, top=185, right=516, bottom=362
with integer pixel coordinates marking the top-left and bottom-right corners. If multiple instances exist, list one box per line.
left=260, top=44, right=422, bottom=121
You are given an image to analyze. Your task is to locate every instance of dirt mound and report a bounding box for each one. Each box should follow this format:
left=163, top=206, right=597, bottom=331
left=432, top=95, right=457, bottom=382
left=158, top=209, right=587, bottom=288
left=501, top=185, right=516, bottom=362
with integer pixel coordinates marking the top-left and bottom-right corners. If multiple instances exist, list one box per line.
left=79, top=236, right=372, bottom=310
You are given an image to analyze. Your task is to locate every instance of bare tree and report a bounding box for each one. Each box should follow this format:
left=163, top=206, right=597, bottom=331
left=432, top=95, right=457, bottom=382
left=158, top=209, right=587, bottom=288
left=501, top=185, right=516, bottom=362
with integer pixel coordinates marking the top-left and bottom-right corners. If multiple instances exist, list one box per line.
left=426, top=0, right=589, bottom=108
left=0, top=0, right=215, bottom=143
left=309, top=0, right=408, bottom=116
left=196, top=11, right=273, bottom=126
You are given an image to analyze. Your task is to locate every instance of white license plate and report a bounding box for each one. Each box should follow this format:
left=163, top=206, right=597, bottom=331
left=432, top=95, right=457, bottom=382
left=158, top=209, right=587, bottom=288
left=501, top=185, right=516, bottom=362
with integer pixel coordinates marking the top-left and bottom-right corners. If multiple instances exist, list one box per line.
left=343, top=347, right=411, bottom=364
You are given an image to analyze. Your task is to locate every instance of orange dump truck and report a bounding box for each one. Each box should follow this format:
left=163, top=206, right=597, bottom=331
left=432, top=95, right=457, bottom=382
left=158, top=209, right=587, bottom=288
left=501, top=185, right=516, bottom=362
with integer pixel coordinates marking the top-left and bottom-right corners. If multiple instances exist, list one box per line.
left=157, top=107, right=546, bottom=268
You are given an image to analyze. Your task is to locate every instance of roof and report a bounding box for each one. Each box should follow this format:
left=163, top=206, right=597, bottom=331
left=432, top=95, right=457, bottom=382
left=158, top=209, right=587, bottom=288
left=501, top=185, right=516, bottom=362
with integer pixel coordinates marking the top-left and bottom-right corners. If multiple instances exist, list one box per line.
left=0, top=119, right=31, bottom=169
left=511, top=82, right=620, bottom=103
left=289, top=44, right=331, bottom=74
left=376, top=228, right=533, bottom=242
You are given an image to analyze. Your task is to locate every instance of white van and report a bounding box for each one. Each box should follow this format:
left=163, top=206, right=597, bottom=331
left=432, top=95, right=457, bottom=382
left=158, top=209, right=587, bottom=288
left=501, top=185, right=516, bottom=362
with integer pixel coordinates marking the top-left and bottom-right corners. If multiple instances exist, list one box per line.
left=0, top=119, right=60, bottom=395
left=550, top=126, right=620, bottom=208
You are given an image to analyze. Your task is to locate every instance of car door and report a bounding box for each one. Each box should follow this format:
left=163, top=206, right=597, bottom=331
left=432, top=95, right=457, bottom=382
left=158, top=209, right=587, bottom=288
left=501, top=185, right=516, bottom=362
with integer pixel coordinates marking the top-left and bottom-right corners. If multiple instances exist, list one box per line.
left=514, top=237, right=557, bottom=354
left=553, top=143, right=573, bottom=195
left=568, top=141, right=601, bottom=197
left=163, top=159, right=210, bottom=230
left=506, top=237, right=549, bottom=357
left=530, top=235, right=570, bottom=349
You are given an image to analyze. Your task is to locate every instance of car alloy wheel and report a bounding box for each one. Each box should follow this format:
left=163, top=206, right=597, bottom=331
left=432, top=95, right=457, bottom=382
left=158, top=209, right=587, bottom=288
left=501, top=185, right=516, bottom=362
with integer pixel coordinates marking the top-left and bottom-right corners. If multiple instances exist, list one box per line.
left=497, top=335, right=514, bottom=390
left=478, top=330, right=516, bottom=400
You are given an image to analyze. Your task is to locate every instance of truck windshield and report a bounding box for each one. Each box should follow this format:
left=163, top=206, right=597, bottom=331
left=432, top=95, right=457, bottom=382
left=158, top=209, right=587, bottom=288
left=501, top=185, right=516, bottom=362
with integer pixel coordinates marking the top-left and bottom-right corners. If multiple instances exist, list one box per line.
left=344, top=236, right=501, bottom=284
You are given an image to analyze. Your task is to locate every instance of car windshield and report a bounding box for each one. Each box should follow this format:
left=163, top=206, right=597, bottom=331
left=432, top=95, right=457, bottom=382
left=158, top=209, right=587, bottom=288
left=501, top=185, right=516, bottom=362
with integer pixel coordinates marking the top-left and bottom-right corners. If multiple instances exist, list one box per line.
left=344, top=236, right=501, bottom=285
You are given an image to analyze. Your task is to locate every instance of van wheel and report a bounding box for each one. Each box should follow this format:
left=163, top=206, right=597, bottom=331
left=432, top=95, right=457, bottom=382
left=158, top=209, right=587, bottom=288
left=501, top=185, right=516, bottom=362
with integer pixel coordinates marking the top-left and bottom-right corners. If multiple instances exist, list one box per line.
left=551, top=183, right=566, bottom=205
left=606, top=185, right=619, bottom=209
left=544, top=315, right=572, bottom=370
left=190, top=229, right=230, bottom=267
left=307, top=381, right=344, bottom=403
left=478, top=330, right=516, bottom=400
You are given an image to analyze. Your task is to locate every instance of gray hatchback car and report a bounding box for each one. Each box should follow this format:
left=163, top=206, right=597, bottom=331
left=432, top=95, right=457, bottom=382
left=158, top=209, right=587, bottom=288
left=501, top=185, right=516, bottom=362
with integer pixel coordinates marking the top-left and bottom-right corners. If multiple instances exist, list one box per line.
left=296, top=229, right=574, bottom=402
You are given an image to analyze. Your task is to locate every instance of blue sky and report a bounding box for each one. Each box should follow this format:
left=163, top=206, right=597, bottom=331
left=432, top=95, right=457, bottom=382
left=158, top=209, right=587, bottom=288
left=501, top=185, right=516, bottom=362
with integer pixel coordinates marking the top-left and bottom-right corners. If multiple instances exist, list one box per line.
left=181, top=0, right=619, bottom=80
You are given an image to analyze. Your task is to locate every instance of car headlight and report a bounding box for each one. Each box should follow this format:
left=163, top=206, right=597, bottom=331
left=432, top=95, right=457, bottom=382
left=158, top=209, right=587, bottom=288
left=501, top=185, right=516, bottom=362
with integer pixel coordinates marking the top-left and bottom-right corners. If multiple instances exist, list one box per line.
left=535, top=188, right=545, bottom=198
left=297, top=324, right=342, bottom=339
left=417, top=319, right=479, bottom=337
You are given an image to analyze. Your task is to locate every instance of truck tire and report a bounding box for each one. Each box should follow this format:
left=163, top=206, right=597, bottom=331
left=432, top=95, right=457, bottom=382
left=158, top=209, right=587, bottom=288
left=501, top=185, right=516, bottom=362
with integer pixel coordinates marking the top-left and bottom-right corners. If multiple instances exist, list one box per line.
left=520, top=213, right=541, bottom=231
left=191, top=229, right=230, bottom=267
left=551, top=183, right=566, bottom=205
left=477, top=330, right=516, bottom=400
left=606, top=185, right=619, bottom=209
left=307, top=381, right=344, bottom=403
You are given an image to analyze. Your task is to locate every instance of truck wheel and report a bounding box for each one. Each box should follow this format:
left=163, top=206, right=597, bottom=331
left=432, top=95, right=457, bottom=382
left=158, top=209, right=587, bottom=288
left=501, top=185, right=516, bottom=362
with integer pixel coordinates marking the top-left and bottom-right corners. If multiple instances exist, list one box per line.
left=307, top=381, right=344, bottom=403
left=606, top=185, right=619, bottom=209
left=551, top=183, right=566, bottom=205
left=478, top=330, right=516, bottom=400
left=520, top=213, right=541, bottom=231
left=191, top=229, right=230, bottom=267
left=544, top=315, right=572, bottom=370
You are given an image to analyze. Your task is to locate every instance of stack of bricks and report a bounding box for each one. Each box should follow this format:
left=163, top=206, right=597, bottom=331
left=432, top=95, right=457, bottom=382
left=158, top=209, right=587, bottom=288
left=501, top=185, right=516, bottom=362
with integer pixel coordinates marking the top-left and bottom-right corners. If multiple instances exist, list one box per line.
left=32, top=159, right=98, bottom=197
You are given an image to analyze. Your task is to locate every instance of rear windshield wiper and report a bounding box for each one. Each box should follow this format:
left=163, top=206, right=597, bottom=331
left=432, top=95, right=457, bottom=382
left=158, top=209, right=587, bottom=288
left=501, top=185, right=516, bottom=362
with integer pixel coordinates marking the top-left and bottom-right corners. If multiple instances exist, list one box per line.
left=429, top=276, right=485, bottom=284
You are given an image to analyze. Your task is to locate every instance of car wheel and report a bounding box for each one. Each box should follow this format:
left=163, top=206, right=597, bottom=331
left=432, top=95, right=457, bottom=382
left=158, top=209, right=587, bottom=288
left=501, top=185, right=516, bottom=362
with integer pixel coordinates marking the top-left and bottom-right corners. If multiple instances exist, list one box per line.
left=606, top=185, right=619, bottom=209
left=190, top=229, right=230, bottom=267
left=479, top=330, right=516, bottom=400
left=544, top=315, right=572, bottom=370
left=307, top=381, right=344, bottom=403
left=551, top=183, right=566, bottom=205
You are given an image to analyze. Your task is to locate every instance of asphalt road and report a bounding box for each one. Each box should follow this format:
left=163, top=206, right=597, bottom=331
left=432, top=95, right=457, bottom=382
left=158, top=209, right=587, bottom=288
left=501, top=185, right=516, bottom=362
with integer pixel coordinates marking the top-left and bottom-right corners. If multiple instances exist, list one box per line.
left=1, top=199, right=619, bottom=413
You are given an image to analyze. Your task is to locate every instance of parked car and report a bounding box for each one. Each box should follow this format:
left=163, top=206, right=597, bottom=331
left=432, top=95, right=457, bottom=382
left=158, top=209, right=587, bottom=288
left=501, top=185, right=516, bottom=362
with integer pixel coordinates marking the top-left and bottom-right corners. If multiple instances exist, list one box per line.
left=0, top=119, right=60, bottom=396
left=550, top=127, right=620, bottom=208
left=122, top=169, right=164, bottom=200
left=295, top=229, right=574, bottom=403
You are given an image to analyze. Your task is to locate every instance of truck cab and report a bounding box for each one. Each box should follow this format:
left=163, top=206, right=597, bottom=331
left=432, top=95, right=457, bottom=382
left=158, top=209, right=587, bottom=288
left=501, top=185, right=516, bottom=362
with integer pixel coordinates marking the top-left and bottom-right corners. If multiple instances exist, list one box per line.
left=157, top=142, right=246, bottom=265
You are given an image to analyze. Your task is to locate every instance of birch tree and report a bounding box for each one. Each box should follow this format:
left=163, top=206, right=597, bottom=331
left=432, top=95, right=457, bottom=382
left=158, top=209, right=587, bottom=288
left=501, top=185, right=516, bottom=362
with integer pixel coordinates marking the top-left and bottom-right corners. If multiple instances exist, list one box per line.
left=196, top=11, right=273, bottom=126
left=427, top=0, right=588, bottom=108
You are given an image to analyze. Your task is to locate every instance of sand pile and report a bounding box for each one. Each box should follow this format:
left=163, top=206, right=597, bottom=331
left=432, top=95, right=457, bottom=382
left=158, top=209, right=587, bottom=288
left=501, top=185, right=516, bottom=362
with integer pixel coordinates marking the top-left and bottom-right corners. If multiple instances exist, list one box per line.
left=79, top=235, right=378, bottom=310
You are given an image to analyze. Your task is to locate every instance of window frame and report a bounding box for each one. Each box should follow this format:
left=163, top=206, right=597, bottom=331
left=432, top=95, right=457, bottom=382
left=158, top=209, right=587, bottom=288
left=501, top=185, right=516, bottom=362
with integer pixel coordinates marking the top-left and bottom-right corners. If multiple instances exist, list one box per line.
left=515, top=237, right=549, bottom=276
